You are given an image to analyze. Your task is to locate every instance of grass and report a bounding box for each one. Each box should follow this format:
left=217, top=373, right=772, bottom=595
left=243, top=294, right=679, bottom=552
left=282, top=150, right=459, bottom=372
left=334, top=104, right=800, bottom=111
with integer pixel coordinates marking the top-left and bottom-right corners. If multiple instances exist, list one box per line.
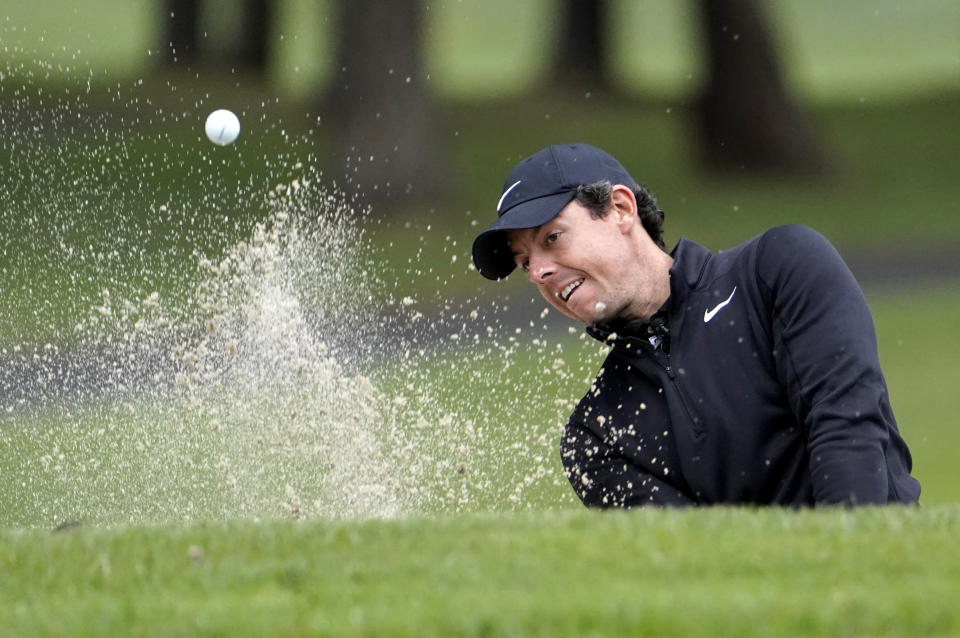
left=2, top=506, right=959, bottom=636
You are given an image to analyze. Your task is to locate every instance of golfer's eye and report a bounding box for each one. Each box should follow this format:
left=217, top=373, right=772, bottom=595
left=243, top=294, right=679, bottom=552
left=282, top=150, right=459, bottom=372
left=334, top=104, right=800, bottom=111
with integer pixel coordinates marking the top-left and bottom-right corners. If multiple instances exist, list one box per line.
left=520, top=259, right=530, bottom=272
left=545, top=231, right=561, bottom=245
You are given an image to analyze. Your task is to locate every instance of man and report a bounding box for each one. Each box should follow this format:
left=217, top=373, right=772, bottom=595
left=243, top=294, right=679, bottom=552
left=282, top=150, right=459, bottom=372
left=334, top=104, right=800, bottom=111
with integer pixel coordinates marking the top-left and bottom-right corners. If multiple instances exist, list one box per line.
left=472, top=143, right=921, bottom=507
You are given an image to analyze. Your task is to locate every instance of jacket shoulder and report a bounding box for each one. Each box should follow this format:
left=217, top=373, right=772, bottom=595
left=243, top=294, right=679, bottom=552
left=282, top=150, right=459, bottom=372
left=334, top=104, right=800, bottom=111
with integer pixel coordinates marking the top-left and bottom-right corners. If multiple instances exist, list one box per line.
left=717, top=225, right=827, bottom=262
left=757, top=224, right=833, bottom=252
left=753, top=225, right=851, bottom=290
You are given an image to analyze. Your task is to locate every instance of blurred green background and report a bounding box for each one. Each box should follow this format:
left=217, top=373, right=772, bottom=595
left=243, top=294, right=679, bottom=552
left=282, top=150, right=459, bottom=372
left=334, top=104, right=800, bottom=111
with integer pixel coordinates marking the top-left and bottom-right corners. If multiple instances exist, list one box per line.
left=1, top=0, right=958, bottom=506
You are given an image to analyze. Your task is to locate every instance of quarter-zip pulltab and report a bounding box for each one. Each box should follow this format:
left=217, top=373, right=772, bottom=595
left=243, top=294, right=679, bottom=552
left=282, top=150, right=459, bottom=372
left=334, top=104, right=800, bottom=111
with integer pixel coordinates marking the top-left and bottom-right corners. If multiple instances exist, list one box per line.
left=648, top=348, right=673, bottom=378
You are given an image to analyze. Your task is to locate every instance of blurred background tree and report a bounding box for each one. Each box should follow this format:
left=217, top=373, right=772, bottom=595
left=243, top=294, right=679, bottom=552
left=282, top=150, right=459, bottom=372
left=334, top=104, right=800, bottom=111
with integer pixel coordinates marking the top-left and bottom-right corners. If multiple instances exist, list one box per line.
left=696, top=0, right=824, bottom=172
left=325, top=0, right=441, bottom=202
left=552, top=0, right=613, bottom=94
left=162, top=0, right=275, bottom=74
left=161, top=0, right=441, bottom=202
left=161, top=0, right=201, bottom=65
left=551, top=0, right=825, bottom=172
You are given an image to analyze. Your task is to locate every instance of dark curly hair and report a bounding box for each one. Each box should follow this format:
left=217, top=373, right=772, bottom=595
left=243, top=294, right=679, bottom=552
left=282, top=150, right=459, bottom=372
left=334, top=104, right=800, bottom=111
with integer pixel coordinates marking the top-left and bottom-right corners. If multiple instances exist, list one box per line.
left=574, top=180, right=666, bottom=249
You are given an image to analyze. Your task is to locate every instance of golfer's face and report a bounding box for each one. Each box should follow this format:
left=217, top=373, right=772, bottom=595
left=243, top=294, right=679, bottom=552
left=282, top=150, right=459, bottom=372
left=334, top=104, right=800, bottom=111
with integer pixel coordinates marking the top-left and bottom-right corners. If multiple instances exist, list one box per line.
left=506, top=200, right=634, bottom=325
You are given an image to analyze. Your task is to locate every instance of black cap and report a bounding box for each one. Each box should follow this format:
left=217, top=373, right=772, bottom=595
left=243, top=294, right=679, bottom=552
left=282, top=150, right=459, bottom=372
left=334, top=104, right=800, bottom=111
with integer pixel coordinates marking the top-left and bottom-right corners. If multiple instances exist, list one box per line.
left=471, top=143, right=638, bottom=280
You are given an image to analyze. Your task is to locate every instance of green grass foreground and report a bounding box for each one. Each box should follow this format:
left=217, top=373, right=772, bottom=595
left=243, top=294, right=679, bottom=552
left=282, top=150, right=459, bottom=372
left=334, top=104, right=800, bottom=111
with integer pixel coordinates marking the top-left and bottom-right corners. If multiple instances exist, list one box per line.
left=2, top=506, right=958, bottom=637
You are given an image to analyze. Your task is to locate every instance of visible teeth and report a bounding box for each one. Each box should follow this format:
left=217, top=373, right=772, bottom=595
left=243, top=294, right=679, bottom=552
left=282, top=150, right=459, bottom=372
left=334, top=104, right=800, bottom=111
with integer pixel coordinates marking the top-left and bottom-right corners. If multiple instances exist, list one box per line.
left=560, top=279, right=583, bottom=302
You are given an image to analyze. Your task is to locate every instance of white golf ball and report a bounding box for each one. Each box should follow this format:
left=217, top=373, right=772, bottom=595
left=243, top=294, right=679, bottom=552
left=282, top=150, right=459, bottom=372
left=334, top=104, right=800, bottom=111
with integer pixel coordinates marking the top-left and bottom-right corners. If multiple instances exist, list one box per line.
left=204, top=109, right=241, bottom=146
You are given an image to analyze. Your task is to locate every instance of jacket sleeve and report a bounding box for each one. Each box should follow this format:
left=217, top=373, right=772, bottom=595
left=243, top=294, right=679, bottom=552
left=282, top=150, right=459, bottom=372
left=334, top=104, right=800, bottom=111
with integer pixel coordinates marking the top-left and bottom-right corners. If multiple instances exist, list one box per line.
left=561, top=422, right=694, bottom=508
left=758, top=225, right=912, bottom=505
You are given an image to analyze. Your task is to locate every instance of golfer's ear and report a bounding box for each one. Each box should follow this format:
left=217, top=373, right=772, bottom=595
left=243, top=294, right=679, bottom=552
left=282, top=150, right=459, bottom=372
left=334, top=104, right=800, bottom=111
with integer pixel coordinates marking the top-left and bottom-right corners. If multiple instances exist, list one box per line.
left=610, top=185, right=638, bottom=232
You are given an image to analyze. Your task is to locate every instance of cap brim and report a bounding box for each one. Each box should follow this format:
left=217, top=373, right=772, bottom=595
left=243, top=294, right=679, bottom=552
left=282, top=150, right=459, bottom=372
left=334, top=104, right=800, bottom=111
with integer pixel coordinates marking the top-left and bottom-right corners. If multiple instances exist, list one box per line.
left=471, top=190, right=576, bottom=280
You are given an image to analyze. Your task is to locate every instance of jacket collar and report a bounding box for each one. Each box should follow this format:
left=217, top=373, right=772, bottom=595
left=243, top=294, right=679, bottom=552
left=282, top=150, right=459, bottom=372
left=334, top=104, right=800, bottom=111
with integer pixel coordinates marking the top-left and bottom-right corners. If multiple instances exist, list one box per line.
left=669, top=238, right=712, bottom=292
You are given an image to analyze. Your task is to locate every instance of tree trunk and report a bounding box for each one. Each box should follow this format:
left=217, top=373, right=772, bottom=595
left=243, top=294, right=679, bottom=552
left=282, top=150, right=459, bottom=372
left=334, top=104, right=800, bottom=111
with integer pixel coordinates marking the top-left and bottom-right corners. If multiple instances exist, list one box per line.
left=161, top=0, right=201, bottom=65
left=697, top=0, right=824, bottom=172
left=326, top=0, right=441, bottom=203
left=235, top=0, right=274, bottom=73
left=551, top=0, right=613, bottom=93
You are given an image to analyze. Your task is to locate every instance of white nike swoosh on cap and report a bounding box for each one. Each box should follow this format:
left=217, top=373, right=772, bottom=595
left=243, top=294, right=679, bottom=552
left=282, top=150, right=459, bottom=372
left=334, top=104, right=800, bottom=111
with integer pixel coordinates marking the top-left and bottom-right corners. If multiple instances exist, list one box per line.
left=703, top=286, right=737, bottom=323
left=497, top=180, right=522, bottom=212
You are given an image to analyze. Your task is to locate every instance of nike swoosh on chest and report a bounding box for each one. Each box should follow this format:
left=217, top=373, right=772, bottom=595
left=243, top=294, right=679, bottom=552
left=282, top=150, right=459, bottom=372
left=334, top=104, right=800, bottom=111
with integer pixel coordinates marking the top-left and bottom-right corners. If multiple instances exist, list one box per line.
left=703, top=286, right=737, bottom=323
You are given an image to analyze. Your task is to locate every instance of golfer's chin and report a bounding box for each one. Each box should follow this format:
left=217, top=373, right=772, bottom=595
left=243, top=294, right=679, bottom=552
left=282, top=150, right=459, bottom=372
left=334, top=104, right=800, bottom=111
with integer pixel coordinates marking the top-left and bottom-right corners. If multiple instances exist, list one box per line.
left=552, top=293, right=611, bottom=325
left=542, top=295, right=581, bottom=324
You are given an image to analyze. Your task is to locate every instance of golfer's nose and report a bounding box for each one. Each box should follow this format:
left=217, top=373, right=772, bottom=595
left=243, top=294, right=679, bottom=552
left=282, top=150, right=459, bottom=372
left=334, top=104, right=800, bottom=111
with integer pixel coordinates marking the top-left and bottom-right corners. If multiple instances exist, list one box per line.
left=527, top=254, right=555, bottom=283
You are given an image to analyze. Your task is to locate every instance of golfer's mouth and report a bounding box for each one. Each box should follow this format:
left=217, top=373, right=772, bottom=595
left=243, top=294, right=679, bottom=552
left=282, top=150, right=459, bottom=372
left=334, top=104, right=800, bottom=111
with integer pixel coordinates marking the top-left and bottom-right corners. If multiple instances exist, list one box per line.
left=559, top=279, right=584, bottom=302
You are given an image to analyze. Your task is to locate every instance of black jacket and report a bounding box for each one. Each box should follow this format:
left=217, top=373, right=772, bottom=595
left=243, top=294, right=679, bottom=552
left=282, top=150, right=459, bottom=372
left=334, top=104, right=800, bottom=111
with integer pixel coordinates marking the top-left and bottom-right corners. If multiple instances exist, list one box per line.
left=561, top=225, right=921, bottom=507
